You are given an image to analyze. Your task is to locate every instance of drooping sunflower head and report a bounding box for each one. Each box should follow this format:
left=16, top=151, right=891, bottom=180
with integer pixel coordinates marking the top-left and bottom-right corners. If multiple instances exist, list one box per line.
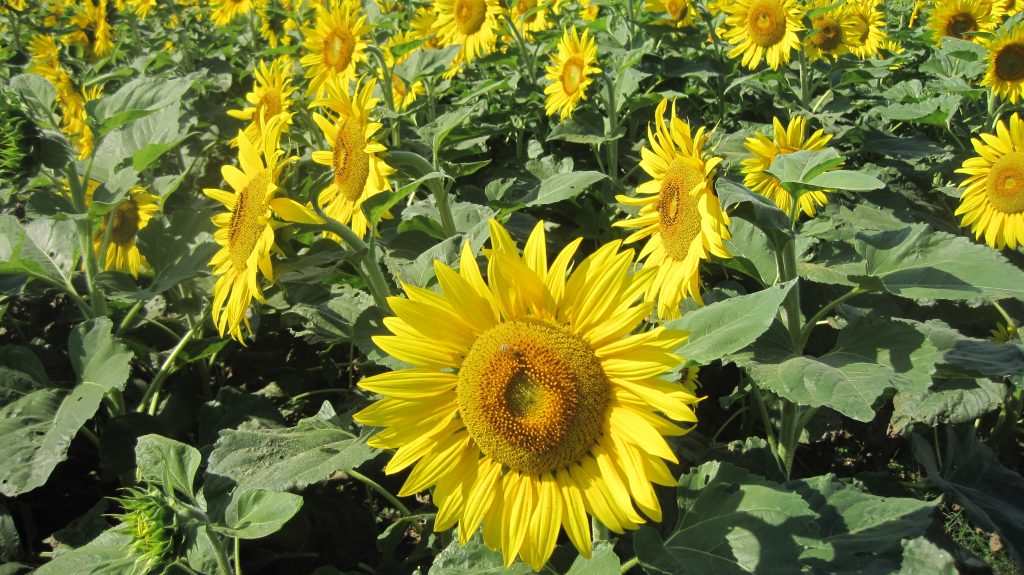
left=227, top=56, right=297, bottom=147
left=803, top=1, right=859, bottom=61
left=66, top=0, right=114, bottom=58
left=93, top=186, right=160, bottom=278
left=721, top=0, right=804, bottom=70
left=432, top=0, right=503, bottom=69
left=543, top=26, right=601, bottom=120
left=356, top=219, right=699, bottom=571
left=646, top=0, right=696, bottom=28
left=614, top=99, right=731, bottom=318
left=928, top=0, right=1001, bottom=45
left=741, top=116, right=837, bottom=218
left=300, top=0, right=372, bottom=96
left=955, top=113, right=1024, bottom=250
left=983, top=19, right=1024, bottom=103
left=843, top=0, right=888, bottom=59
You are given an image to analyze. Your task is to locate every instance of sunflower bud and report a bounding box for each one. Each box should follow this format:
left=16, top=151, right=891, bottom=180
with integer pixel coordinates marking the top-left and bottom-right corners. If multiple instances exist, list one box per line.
left=110, top=487, right=178, bottom=574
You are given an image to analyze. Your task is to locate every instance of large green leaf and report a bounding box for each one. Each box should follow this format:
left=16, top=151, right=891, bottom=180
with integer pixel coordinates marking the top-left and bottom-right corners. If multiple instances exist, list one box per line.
left=716, top=179, right=792, bottom=247
left=215, top=488, right=304, bottom=539
left=910, top=320, right=1024, bottom=379
left=33, top=530, right=135, bottom=575
left=565, top=541, right=620, bottom=575
left=429, top=533, right=533, bottom=575
left=0, top=501, right=19, bottom=562
left=89, top=74, right=197, bottom=136
left=667, top=280, right=796, bottom=364
left=0, top=318, right=132, bottom=496
left=135, top=434, right=202, bottom=500
left=891, top=377, right=1004, bottom=434
left=0, top=215, right=77, bottom=288
left=895, top=538, right=957, bottom=575
left=524, top=171, right=607, bottom=207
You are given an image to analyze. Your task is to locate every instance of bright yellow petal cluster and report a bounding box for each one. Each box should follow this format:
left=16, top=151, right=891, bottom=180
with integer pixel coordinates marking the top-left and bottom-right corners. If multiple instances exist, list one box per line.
left=928, top=0, right=1003, bottom=45
left=28, top=34, right=97, bottom=159
left=982, top=19, right=1024, bottom=104
left=432, top=0, right=503, bottom=72
left=721, top=0, right=803, bottom=70
left=646, top=0, right=696, bottom=28
left=844, top=0, right=889, bottom=59
left=93, top=187, right=160, bottom=278
left=227, top=56, right=298, bottom=147
left=210, top=0, right=256, bottom=26
left=510, top=0, right=555, bottom=39
left=543, top=26, right=600, bottom=120
left=382, top=30, right=427, bottom=112
left=300, top=0, right=372, bottom=97
left=955, top=113, right=1024, bottom=250
left=356, top=220, right=698, bottom=571
left=65, top=0, right=114, bottom=58
left=803, top=0, right=860, bottom=61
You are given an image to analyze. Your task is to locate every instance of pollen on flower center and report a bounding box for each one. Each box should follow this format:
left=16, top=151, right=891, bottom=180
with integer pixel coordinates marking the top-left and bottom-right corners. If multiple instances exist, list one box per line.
left=110, top=200, right=141, bottom=245
left=561, top=57, right=584, bottom=94
left=657, top=158, right=705, bottom=261
left=946, top=13, right=977, bottom=38
left=987, top=152, right=1024, bottom=214
left=995, top=44, right=1024, bottom=82
left=748, top=0, right=787, bottom=47
left=228, top=171, right=269, bottom=270
left=324, top=31, right=354, bottom=70
left=332, top=118, right=370, bottom=201
left=454, top=0, right=487, bottom=34
left=457, top=320, right=609, bottom=475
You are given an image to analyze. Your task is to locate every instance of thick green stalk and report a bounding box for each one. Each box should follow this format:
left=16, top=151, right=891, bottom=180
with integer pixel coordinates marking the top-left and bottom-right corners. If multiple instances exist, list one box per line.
left=138, top=317, right=204, bottom=415
left=796, top=287, right=869, bottom=351
left=348, top=469, right=412, bottom=516
left=604, top=73, right=620, bottom=186
left=312, top=206, right=393, bottom=311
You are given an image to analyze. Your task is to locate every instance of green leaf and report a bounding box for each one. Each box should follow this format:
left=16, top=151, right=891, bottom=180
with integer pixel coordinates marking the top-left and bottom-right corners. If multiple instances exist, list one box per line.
left=429, top=533, right=533, bottom=575
left=806, top=170, right=885, bottom=192
left=215, top=488, right=303, bottom=539
left=668, top=281, right=795, bottom=364
left=33, top=529, right=135, bottom=575
left=715, top=179, right=791, bottom=247
left=896, top=538, right=957, bottom=575
left=547, top=111, right=619, bottom=145
left=0, top=500, right=20, bottom=562
left=766, top=148, right=844, bottom=186
left=0, top=215, right=77, bottom=288
left=524, top=171, right=607, bottom=207
left=283, top=285, right=375, bottom=345
left=393, top=45, right=460, bottom=83
left=134, top=434, right=202, bottom=500
left=908, top=320, right=1024, bottom=379
left=90, top=75, right=196, bottom=136
left=634, top=461, right=817, bottom=575
left=565, top=541, right=620, bottom=575
left=361, top=171, right=447, bottom=226
left=891, top=377, right=1004, bottom=435
left=197, top=387, right=284, bottom=447
left=70, top=317, right=133, bottom=394
left=723, top=218, right=778, bottom=286
left=10, top=74, right=57, bottom=130
left=911, top=427, right=1024, bottom=566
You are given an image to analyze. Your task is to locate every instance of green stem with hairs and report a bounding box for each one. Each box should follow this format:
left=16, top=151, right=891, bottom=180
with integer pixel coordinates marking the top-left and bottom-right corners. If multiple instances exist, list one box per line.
left=138, top=314, right=206, bottom=415
left=366, top=45, right=401, bottom=148
left=604, top=72, right=620, bottom=186
left=797, top=286, right=870, bottom=351
left=347, top=469, right=412, bottom=516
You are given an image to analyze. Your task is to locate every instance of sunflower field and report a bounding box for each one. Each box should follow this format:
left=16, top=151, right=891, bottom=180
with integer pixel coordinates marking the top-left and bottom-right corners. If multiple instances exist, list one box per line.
left=2, top=0, right=1024, bottom=573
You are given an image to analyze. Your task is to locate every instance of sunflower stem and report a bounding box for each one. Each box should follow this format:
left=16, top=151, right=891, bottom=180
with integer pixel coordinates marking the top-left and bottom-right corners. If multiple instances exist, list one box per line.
left=311, top=204, right=393, bottom=311
left=993, top=301, right=1019, bottom=337
left=347, top=469, right=412, bottom=517
left=798, top=49, right=813, bottom=110
left=366, top=45, right=401, bottom=148
left=603, top=72, right=620, bottom=186
left=116, top=299, right=146, bottom=336
left=620, top=556, right=640, bottom=574
left=796, top=286, right=869, bottom=351
left=138, top=314, right=205, bottom=415
left=502, top=13, right=538, bottom=88
left=234, top=537, right=242, bottom=575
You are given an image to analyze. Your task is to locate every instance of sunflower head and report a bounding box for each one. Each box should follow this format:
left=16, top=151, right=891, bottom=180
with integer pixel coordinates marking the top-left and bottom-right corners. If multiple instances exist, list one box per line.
left=227, top=56, right=297, bottom=147
left=955, top=113, right=1024, bottom=249
left=804, top=1, right=858, bottom=61
left=300, top=0, right=372, bottom=96
left=543, top=26, right=601, bottom=120
left=722, top=0, right=804, bottom=70
left=983, top=20, right=1024, bottom=103
left=432, top=0, right=503, bottom=70
left=94, top=186, right=160, bottom=278
left=843, top=0, right=888, bottom=59
left=356, top=219, right=698, bottom=570
left=646, top=0, right=695, bottom=27
left=111, top=486, right=179, bottom=574
left=928, top=0, right=1001, bottom=45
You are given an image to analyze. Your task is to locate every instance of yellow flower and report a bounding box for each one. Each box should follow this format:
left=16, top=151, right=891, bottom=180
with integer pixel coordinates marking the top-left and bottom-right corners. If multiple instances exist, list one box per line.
left=355, top=219, right=697, bottom=571
left=955, top=113, right=1024, bottom=250
left=259, top=0, right=299, bottom=47
left=382, top=30, right=427, bottom=112
left=803, top=0, right=859, bottom=61
left=543, top=26, right=600, bottom=120
left=432, top=0, right=503, bottom=71
left=928, top=0, right=1002, bottom=45
left=579, top=0, right=600, bottom=20
left=227, top=56, right=297, bottom=147
left=645, top=0, right=695, bottom=27
left=94, top=187, right=160, bottom=278
left=510, top=0, right=554, bottom=39
left=66, top=0, right=114, bottom=58
left=982, top=19, right=1024, bottom=103
left=126, top=0, right=157, bottom=19
left=844, top=0, right=888, bottom=59
left=311, top=77, right=395, bottom=240
left=741, top=116, right=836, bottom=218
left=411, top=6, right=444, bottom=50
left=300, top=0, right=372, bottom=97
left=721, top=0, right=804, bottom=70
left=210, top=0, right=256, bottom=26
left=204, top=117, right=320, bottom=342
left=614, top=99, right=731, bottom=317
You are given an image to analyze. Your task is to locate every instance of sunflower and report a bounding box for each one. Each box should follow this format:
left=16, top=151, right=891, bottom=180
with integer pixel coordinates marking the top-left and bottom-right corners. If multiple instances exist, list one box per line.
left=311, top=77, right=395, bottom=240
left=411, top=6, right=444, bottom=49
left=741, top=116, right=836, bottom=218
left=579, top=0, right=600, bottom=20
left=355, top=219, right=698, bottom=571
left=66, top=0, right=114, bottom=59
left=210, top=0, right=256, bottom=26
left=300, top=0, right=372, bottom=97
left=510, top=0, right=553, bottom=39
left=614, top=99, right=731, bottom=318
left=432, top=0, right=503, bottom=70
left=205, top=117, right=320, bottom=342
left=844, top=0, right=888, bottom=59
left=955, top=113, right=1024, bottom=250
left=94, top=187, right=159, bottom=278
left=383, top=30, right=427, bottom=112
left=125, top=0, right=157, bottom=19
left=646, top=0, right=695, bottom=28
left=721, top=0, right=804, bottom=70
left=227, top=56, right=297, bottom=147
left=928, top=0, right=1001, bottom=45
left=259, top=0, right=299, bottom=47
left=543, top=26, right=600, bottom=120
left=982, top=20, right=1024, bottom=103
left=803, top=0, right=859, bottom=61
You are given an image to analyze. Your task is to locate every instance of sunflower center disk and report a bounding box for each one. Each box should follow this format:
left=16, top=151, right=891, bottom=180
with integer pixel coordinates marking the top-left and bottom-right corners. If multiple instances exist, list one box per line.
left=996, top=44, right=1024, bottom=82
left=324, top=32, right=354, bottom=71
left=457, top=320, right=609, bottom=475
left=747, top=0, right=787, bottom=47
left=257, top=93, right=282, bottom=122
left=987, top=152, right=1024, bottom=214
left=110, top=199, right=141, bottom=245
left=333, top=119, right=370, bottom=202
left=227, top=172, right=270, bottom=270
left=657, top=158, right=705, bottom=261
left=946, top=13, right=977, bottom=39
left=561, top=57, right=585, bottom=94
left=454, top=0, right=487, bottom=34
left=810, top=16, right=842, bottom=51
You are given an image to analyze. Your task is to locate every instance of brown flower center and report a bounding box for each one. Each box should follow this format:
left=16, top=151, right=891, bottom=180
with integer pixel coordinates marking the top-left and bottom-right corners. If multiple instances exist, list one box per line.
left=657, top=158, right=706, bottom=261
left=332, top=118, right=370, bottom=202
left=987, top=151, right=1024, bottom=214
left=945, top=12, right=977, bottom=39
left=228, top=171, right=270, bottom=270
left=747, top=0, right=788, bottom=47
left=110, top=198, right=141, bottom=245
left=809, top=15, right=843, bottom=52
left=454, top=0, right=487, bottom=34
left=323, top=30, right=354, bottom=71
left=561, top=56, right=585, bottom=95
left=995, top=43, right=1024, bottom=82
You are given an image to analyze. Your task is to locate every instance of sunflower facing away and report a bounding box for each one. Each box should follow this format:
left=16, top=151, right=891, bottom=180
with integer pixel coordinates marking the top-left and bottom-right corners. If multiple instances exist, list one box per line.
left=311, top=77, right=395, bottom=239
left=955, top=113, right=1024, bottom=250
left=844, top=0, right=888, bottom=59
left=227, top=56, right=297, bottom=147
left=982, top=19, right=1024, bottom=103
left=614, top=99, right=731, bottom=318
left=205, top=117, right=320, bottom=342
left=721, top=0, right=804, bottom=70
left=544, top=27, right=600, bottom=120
left=432, top=0, right=503, bottom=70
left=928, top=0, right=1002, bottom=45
left=300, top=0, right=372, bottom=96
left=803, top=0, right=859, bottom=61
left=355, top=219, right=698, bottom=571
left=94, top=186, right=159, bottom=278
left=646, top=0, right=696, bottom=28
left=741, top=116, right=837, bottom=218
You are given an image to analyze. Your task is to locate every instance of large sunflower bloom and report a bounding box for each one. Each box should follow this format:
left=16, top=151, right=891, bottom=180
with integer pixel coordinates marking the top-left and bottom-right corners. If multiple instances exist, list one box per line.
left=721, top=0, right=804, bottom=70
left=645, top=0, right=696, bottom=27
left=928, top=0, right=1002, bottom=45
left=311, top=77, right=395, bottom=239
left=955, top=113, right=1024, bottom=250
left=300, top=0, right=372, bottom=97
left=205, top=117, right=320, bottom=342
left=432, top=0, right=503, bottom=69
left=94, top=187, right=160, bottom=278
left=844, top=0, right=888, bottom=59
left=355, top=220, right=698, bottom=571
left=227, top=56, right=297, bottom=147
left=543, top=26, right=600, bottom=120
left=982, top=19, right=1024, bottom=103
left=804, top=0, right=859, bottom=61
left=741, top=116, right=837, bottom=218
left=614, top=99, right=731, bottom=318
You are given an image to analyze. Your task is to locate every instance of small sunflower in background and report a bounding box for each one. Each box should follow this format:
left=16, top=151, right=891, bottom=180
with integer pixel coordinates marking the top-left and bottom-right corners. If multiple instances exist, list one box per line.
left=125, top=0, right=157, bottom=20
left=844, top=0, right=888, bottom=59
left=259, top=0, right=299, bottom=48
left=355, top=219, right=699, bottom=571
left=94, top=187, right=160, bottom=279
left=742, top=116, right=837, bottom=218
left=301, top=0, right=372, bottom=97
left=721, top=0, right=803, bottom=70
left=982, top=19, right=1024, bottom=103
left=579, top=0, right=600, bottom=20
left=928, top=0, right=1002, bottom=45
left=955, top=113, right=1024, bottom=250
left=411, top=6, right=444, bottom=49
left=614, top=99, right=731, bottom=318
left=311, top=77, right=395, bottom=240
left=1002, top=0, right=1024, bottom=17
left=509, top=0, right=554, bottom=39
left=66, top=0, right=114, bottom=58
left=227, top=56, right=297, bottom=147
left=382, top=30, right=427, bottom=112
left=646, top=0, right=696, bottom=28
left=210, top=0, right=256, bottom=26
left=543, top=26, right=600, bottom=120
left=432, top=0, right=502, bottom=70
left=803, top=0, right=859, bottom=61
